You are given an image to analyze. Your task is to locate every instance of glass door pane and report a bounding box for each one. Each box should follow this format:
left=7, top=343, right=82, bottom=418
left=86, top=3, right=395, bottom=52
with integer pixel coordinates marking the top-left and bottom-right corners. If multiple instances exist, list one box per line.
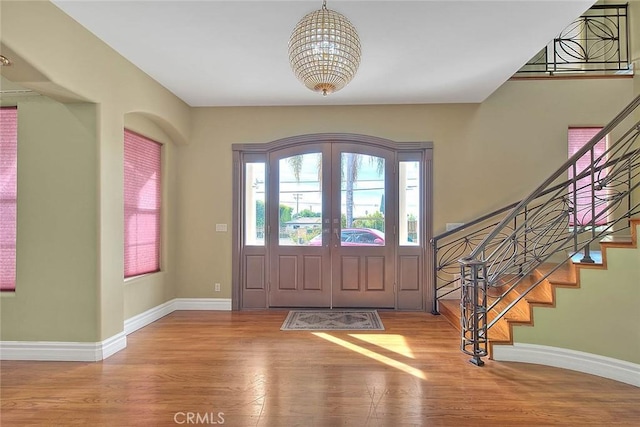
left=399, top=161, right=420, bottom=245
left=340, top=152, right=385, bottom=246
left=245, top=162, right=265, bottom=246
left=278, top=153, right=323, bottom=246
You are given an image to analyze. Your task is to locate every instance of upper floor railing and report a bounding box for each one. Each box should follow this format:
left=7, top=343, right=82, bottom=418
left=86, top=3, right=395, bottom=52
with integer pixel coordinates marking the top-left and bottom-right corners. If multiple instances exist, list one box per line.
left=516, top=4, right=630, bottom=75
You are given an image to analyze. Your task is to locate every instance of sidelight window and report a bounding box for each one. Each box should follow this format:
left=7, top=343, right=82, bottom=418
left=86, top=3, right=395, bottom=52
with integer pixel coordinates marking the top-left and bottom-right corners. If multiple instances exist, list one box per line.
left=245, top=162, right=265, bottom=246
left=399, top=160, right=420, bottom=245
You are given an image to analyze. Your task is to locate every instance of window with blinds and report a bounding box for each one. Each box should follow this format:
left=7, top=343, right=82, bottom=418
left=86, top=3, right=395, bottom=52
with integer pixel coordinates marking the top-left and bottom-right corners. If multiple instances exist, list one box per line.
left=0, top=107, right=18, bottom=291
left=124, top=130, right=161, bottom=278
left=568, top=127, right=608, bottom=227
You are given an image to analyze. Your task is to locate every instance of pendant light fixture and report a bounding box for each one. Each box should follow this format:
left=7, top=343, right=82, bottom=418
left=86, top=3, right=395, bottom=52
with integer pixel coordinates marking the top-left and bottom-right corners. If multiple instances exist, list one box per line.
left=288, top=0, right=362, bottom=96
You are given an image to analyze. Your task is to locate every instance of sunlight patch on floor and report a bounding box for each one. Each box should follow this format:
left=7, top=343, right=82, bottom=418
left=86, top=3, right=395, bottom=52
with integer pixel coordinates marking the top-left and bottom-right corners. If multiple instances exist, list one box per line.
left=348, top=334, right=415, bottom=359
left=313, top=332, right=426, bottom=380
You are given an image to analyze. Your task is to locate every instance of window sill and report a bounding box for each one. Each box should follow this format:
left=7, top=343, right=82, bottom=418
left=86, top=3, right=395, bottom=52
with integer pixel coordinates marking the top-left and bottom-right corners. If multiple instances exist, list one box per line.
left=124, top=271, right=162, bottom=284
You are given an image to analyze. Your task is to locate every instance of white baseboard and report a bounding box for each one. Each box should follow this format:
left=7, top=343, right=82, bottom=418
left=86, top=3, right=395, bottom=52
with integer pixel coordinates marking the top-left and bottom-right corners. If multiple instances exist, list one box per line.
left=101, top=332, right=128, bottom=359
left=1, top=298, right=232, bottom=362
left=124, top=299, right=175, bottom=335
left=173, top=298, right=232, bottom=311
left=124, top=298, right=232, bottom=335
left=0, top=332, right=127, bottom=362
left=493, top=343, right=640, bottom=387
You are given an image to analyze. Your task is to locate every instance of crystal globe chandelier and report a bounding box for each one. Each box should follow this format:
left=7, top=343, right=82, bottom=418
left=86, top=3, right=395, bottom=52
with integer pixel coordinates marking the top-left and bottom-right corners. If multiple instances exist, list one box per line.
left=288, top=0, right=362, bottom=96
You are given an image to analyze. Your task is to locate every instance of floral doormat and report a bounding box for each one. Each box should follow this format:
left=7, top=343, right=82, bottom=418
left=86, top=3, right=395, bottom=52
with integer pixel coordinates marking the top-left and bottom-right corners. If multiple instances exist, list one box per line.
left=280, top=310, right=384, bottom=331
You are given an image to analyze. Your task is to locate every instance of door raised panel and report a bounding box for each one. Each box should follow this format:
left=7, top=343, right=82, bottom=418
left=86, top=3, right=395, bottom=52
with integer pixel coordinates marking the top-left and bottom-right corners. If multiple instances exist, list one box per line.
left=399, top=256, right=419, bottom=291
left=397, top=253, right=423, bottom=310
left=245, top=255, right=265, bottom=290
left=303, top=256, right=322, bottom=290
left=365, top=256, right=385, bottom=291
left=340, top=256, right=360, bottom=290
left=278, top=256, right=298, bottom=290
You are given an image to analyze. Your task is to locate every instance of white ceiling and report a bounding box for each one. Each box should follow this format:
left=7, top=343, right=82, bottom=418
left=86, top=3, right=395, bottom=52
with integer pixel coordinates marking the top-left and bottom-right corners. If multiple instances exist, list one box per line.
left=51, top=0, right=595, bottom=107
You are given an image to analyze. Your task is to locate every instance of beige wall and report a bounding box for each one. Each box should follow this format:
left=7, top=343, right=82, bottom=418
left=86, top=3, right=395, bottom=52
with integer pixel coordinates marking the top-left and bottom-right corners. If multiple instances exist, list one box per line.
left=178, top=78, right=634, bottom=299
left=513, top=223, right=640, bottom=364
left=0, top=96, right=99, bottom=341
left=1, top=1, right=190, bottom=342
left=628, top=0, right=640, bottom=230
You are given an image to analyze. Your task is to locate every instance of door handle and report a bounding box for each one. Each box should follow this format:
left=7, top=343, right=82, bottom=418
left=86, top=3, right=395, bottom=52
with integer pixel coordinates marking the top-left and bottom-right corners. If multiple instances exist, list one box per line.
left=322, top=228, right=330, bottom=248
left=334, top=228, right=340, bottom=247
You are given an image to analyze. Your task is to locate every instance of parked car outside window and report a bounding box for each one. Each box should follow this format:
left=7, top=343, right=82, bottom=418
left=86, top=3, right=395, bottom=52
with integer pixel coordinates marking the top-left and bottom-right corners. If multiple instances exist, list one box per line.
left=308, top=228, right=384, bottom=246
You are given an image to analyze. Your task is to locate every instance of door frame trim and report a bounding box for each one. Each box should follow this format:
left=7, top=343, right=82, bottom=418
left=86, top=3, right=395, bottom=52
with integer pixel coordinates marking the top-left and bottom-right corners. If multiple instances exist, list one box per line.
left=232, top=133, right=433, bottom=311
left=233, top=133, right=432, bottom=153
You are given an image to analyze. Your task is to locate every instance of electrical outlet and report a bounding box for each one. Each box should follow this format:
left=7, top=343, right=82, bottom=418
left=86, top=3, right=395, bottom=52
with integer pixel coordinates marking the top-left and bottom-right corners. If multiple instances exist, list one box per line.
left=214, top=283, right=221, bottom=292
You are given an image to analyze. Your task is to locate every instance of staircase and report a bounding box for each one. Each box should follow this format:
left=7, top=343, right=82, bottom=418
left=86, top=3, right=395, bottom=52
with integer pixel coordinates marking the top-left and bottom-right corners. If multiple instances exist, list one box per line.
left=431, top=95, right=640, bottom=365
left=437, top=219, right=638, bottom=358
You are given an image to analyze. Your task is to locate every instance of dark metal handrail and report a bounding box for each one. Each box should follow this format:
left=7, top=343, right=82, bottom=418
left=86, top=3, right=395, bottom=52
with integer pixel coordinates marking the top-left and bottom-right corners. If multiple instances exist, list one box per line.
left=431, top=147, right=639, bottom=314
left=470, top=96, right=640, bottom=260
left=434, top=94, right=640, bottom=366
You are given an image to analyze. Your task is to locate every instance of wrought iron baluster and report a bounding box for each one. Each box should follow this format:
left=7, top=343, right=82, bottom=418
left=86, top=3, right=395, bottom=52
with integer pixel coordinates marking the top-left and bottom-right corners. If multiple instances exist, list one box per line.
left=460, top=259, right=487, bottom=366
left=431, top=239, right=439, bottom=315
left=572, top=162, right=579, bottom=254
left=581, top=147, right=596, bottom=263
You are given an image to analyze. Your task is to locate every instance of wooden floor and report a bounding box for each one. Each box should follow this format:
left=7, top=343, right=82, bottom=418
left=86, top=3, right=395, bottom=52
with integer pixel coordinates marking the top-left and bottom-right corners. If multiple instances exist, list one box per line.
left=2, top=311, right=639, bottom=426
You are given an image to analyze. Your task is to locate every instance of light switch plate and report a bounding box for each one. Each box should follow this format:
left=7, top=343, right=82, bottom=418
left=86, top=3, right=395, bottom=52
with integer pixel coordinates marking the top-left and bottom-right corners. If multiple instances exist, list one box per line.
left=446, top=223, right=465, bottom=231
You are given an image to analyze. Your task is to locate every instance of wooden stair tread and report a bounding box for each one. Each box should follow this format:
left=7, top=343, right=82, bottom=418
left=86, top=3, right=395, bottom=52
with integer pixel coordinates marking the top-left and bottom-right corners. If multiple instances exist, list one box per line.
left=488, top=291, right=531, bottom=323
left=437, top=299, right=511, bottom=343
left=436, top=218, right=639, bottom=360
left=600, top=235, right=633, bottom=245
left=438, top=299, right=460, bottom=332
left=487, top=320, right=511, bottom=343
left=488, top=276, right=536, bottom=321
left=437, top=263, right=572, bottom=351
left=535, top=262, right=577, bottom=286
left=514, top=275, right=554, bottom=305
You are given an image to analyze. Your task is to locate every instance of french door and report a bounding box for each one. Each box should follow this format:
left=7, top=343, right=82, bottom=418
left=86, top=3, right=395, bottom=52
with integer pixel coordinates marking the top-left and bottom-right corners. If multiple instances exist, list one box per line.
left=233, top=134, right=432, bottom=311
left=268, top=143, right=395, bottom=308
